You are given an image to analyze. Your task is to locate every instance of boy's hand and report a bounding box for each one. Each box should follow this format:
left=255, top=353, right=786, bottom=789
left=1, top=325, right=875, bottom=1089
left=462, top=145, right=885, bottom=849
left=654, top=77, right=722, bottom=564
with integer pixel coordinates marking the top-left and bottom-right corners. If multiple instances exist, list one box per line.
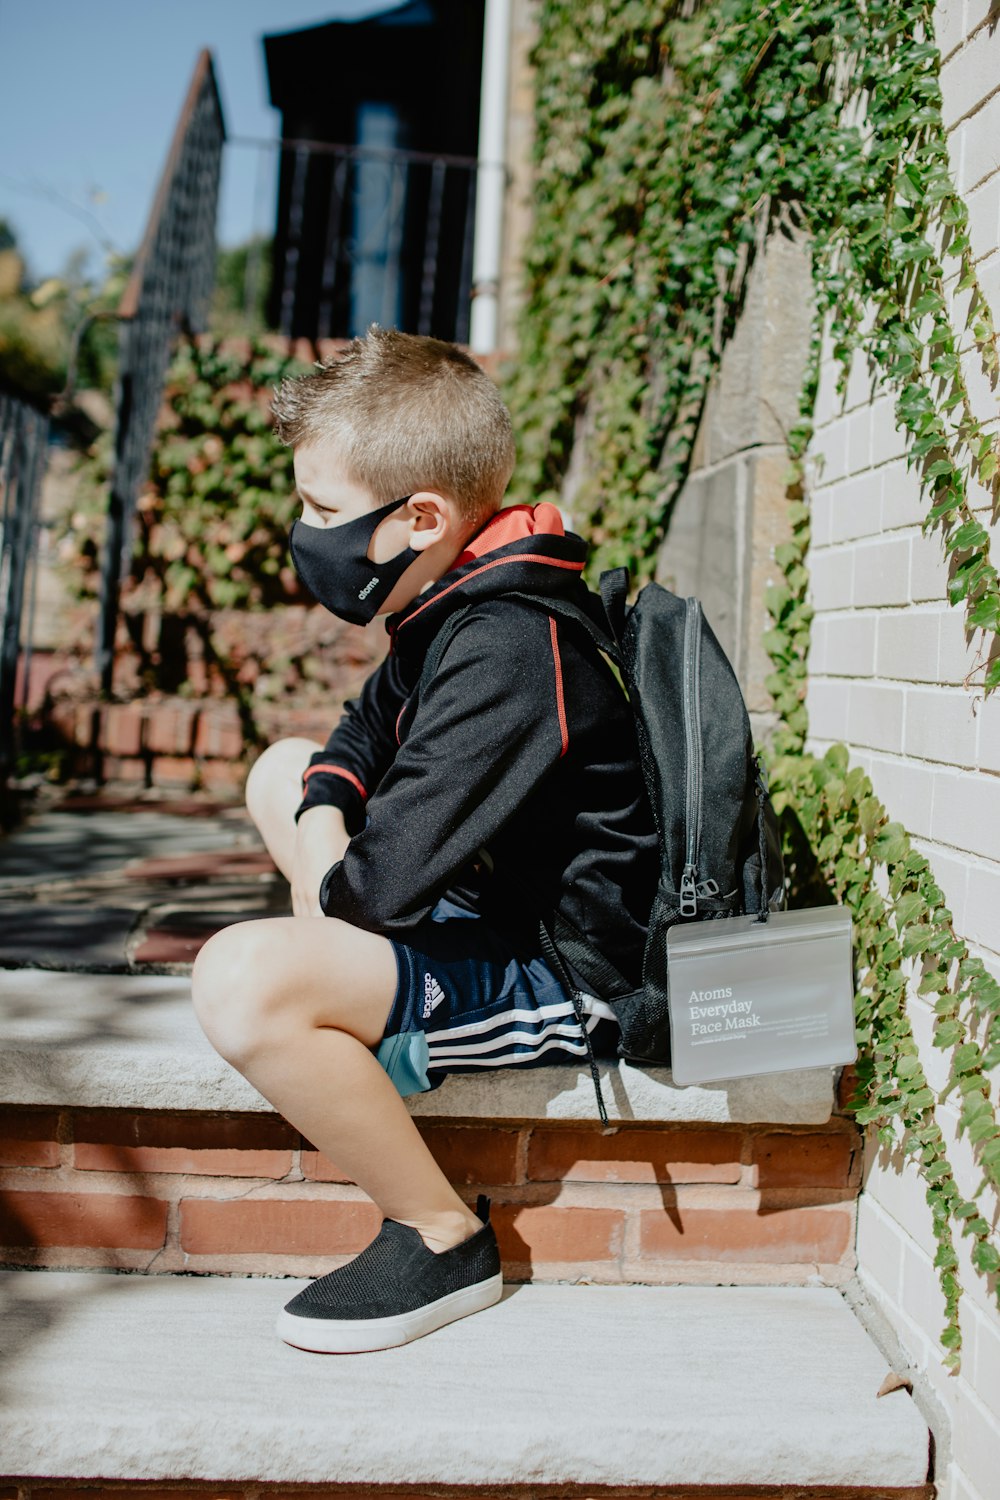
left=291, top=805, right=351, bottom=917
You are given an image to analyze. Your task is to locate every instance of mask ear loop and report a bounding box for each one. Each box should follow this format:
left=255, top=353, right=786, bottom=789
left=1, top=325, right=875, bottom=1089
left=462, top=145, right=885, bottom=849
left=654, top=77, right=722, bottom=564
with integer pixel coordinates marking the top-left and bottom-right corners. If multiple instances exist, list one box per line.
left=365, top=494, right=416, bottom=561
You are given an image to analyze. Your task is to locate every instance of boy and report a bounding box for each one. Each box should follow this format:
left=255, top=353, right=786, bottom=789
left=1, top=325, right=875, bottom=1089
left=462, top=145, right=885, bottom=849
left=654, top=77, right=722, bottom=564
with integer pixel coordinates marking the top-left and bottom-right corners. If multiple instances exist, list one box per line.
left=192, top=328, right=657, bottom=1354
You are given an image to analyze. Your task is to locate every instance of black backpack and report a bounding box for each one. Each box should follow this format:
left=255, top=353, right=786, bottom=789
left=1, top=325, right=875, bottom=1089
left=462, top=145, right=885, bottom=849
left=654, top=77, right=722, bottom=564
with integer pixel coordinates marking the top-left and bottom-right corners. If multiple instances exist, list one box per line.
left=421, top=568, right=785, bottom=1121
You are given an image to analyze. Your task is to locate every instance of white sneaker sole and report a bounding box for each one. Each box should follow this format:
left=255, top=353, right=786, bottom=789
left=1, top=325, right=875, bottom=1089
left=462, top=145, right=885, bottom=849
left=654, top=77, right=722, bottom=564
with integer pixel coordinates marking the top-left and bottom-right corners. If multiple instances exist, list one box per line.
left=276, top=1271, right=504, bottom=1354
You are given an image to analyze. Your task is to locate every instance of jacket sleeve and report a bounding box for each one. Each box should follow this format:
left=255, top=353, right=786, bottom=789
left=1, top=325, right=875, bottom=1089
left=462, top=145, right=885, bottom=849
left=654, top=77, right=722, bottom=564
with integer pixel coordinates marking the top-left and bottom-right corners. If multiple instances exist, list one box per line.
left=295, top=652, right=410, bottom=835
left=318, top=603, right=568, bottom=931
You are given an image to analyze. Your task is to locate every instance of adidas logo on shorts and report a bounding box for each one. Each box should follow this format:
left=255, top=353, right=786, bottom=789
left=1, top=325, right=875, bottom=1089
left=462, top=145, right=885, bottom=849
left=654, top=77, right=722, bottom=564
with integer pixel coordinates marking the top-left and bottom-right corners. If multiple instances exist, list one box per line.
left=422, top=973, right=446, bottom=1020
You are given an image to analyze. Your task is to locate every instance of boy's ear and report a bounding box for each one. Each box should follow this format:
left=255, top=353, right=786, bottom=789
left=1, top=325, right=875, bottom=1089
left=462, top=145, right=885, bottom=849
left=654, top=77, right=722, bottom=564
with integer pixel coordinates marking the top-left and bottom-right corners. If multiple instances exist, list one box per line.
left=406, top=491, right=462, bottom=551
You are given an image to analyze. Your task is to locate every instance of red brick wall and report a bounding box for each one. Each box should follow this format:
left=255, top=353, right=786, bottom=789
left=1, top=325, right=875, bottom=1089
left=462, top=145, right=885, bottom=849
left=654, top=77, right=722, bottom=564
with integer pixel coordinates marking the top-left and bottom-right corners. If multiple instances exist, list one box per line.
left=0, top=1108, right=860, bottom=1283
left=41, top=603, right=387, bottom=792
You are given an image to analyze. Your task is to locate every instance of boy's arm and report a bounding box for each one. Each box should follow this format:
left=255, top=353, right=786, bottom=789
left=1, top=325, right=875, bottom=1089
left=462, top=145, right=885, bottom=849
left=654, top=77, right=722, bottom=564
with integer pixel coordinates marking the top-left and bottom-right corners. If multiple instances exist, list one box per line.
left=295, top=651, right=410, bottom=836
left=292, top=805, right=351, bottom=918
left=318, top=603, right=567, bottom=931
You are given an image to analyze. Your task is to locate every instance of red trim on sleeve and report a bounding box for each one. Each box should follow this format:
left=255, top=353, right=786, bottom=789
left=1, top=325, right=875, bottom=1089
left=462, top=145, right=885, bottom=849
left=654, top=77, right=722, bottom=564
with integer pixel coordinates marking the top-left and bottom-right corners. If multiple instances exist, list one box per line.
left=548, top=617, right=569, bottom=758
left=301, top=764, right=368, bottom=800
left=395, top=704, right=406, bottom=746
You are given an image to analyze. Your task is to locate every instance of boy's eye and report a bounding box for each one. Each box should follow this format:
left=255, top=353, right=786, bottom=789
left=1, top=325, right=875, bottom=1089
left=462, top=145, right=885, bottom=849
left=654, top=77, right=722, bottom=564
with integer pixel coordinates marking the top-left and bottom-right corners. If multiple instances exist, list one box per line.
left=303, top=498, right=336, bottom=521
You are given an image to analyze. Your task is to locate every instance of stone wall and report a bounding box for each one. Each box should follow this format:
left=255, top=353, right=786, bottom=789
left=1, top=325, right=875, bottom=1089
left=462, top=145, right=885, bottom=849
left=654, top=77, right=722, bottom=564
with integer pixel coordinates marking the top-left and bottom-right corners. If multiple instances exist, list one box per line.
left=657, top=227, right=814, bottom=735
left=804, top=6, right=1000, bottom=1498
left=497, top=0, right=540, bottom=354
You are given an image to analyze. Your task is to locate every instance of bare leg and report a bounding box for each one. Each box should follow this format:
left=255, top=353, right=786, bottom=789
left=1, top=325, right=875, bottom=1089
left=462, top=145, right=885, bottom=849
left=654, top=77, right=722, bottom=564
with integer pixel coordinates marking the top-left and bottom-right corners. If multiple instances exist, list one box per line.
left=245, top=736, right=323, bottom=881
left=194, top=739, right=481, bottom=1253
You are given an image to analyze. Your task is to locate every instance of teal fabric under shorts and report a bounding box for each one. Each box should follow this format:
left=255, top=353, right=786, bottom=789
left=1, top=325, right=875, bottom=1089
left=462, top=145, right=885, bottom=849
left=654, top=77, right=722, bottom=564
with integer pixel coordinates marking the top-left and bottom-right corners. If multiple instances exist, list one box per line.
left=377, top=899, right=619, bottom=1097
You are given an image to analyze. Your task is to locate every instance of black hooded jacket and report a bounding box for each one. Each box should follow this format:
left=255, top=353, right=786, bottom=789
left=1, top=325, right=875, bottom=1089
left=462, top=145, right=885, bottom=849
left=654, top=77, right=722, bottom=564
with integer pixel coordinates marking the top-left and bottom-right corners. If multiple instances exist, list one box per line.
left=296, top=509, right=658, bottom=991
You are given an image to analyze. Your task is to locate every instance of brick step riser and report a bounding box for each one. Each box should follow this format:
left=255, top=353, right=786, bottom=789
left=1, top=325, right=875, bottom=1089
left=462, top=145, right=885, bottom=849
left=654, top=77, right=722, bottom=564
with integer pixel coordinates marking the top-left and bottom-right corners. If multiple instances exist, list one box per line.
left=0, top=1109, right=860, bottom=1283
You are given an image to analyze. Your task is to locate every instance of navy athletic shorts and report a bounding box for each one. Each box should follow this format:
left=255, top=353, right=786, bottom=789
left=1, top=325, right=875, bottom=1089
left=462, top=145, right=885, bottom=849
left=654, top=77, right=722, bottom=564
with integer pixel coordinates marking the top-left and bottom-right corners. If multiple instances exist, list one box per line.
left=376, top=899, right=621, bottom=1097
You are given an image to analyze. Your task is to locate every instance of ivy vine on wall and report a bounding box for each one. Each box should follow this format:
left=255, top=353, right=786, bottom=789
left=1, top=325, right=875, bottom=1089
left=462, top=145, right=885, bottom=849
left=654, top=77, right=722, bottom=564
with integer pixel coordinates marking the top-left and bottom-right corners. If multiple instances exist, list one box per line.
left=508, top=0, right=999, bottom=1365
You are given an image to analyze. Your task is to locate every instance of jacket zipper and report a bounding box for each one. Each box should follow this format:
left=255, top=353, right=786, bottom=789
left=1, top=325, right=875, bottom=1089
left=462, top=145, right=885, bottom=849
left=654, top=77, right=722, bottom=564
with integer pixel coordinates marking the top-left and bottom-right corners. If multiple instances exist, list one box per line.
left=679, top=597, right=702, bottom=917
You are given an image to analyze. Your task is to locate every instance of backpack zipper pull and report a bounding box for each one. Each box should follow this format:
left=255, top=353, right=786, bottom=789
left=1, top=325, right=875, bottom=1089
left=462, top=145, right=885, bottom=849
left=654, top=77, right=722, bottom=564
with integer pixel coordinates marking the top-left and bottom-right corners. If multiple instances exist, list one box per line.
left=680, top=863, right=698, bottom=917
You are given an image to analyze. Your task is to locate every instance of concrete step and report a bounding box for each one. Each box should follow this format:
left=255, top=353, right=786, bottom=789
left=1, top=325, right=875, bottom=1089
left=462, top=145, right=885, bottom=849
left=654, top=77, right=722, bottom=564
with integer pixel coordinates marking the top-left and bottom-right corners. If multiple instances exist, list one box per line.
left=0, top=1272, right=931, bottom=1495
left=0, top=968, right=836, bottom=1122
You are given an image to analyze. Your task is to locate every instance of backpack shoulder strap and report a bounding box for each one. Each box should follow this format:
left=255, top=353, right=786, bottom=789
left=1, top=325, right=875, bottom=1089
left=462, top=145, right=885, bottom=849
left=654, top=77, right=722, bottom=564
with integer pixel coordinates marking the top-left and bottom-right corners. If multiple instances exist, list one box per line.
left=599, top=567, right=629, bottom=646
left=420, top=590, right=623, bottom=698
left=502, top=590, right=623, bottom=666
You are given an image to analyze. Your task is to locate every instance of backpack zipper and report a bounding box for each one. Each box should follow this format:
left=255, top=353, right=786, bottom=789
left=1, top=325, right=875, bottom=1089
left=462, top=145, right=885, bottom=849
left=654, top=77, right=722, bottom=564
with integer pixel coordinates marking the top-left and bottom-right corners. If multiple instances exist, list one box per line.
left=679, top=597, right=702, bottom=917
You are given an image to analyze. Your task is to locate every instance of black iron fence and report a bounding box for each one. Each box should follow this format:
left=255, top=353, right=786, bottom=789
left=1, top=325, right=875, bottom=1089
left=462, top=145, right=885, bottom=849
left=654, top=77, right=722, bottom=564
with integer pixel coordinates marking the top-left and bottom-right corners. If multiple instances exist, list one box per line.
left=95, top=49, right=225, bottom=691
left=234, top=136, right=479, bottom=344
left=0, top=394, right=48, bottom=778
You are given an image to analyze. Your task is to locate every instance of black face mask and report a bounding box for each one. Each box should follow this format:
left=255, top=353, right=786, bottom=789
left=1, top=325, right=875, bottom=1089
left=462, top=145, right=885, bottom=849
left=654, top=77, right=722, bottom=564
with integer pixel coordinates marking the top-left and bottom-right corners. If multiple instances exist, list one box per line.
left=289, top=494, right=420, bottom=626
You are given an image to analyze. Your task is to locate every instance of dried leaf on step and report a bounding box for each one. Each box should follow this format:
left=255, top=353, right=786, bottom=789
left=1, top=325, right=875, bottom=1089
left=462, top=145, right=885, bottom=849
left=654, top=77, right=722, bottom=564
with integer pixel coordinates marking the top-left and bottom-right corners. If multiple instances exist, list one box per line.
left=877, top=1371, right=914, bottom=1398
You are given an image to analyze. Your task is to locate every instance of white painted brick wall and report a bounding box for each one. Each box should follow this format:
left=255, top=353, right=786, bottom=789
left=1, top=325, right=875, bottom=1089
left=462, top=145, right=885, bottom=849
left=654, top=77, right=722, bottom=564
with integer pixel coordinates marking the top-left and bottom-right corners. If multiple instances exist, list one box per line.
left=807, top=546, right=854, bottom=613
left=929, top=769, right=1000, bottom=861
left=964, top=174, right=1000, bottom=264
left=853, top=536, right=912, bottom=607
left=804, top=677, right=851, bottom=744
left=909, top=529, right=954, bottom=604
left=956, top=90, right=1000, bottom=193
left=939, top=19, right=1000, bottom=128
left=938, top=606, right=982, bottom=685
left=960, top=855, right=1000, bottom=952
left=811, top=612, right=878, bottom=678
left=975, top=693, right=1000, bottom=774
left=868, top=394, right=907, bottom=468
left=875, top=608, right=942, bottom=683
left=904, top=688, right=979, bottom=767
left=799, top=8, right=1000, bottom=1493
left=828, top=471, right=883, bottom=543
left=847, top=680, right=906, bottom=753
left=971, top=1311, right=1000, bottom=1426
left=880, top=459, right=928, bottom=533
left=866, top=756, right=939, bottom=840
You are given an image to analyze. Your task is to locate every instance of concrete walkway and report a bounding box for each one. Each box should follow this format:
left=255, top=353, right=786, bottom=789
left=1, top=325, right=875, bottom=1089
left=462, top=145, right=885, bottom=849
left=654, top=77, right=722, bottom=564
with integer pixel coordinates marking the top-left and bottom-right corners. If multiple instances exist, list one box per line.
left=0, top=1273, right=930, bottom=1490
left=0, top=792, right=286, bottom=973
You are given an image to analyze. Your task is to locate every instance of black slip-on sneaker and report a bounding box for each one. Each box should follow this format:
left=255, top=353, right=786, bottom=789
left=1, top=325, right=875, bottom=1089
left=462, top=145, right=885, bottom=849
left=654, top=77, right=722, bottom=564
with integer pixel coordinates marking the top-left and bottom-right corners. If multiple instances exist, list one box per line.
left=276, top=1193, right=503, bottom=1353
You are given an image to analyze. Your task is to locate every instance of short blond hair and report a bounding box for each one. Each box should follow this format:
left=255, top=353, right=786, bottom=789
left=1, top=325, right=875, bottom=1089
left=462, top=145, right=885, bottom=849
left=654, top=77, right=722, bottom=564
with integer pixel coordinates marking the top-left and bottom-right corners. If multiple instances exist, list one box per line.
left=272, top=327, right=515, bottom=522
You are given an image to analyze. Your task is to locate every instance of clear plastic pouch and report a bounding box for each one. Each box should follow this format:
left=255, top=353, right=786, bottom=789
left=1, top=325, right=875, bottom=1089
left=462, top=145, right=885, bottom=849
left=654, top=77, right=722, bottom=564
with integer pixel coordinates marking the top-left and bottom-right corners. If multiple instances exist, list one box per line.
left=666, top=905, right=856, bottom=1085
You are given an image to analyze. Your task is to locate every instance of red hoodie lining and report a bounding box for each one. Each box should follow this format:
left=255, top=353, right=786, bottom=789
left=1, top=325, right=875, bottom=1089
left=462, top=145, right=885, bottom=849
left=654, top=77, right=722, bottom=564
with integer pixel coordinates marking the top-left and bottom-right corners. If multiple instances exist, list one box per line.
left=453, top=502, right=565, bottom=567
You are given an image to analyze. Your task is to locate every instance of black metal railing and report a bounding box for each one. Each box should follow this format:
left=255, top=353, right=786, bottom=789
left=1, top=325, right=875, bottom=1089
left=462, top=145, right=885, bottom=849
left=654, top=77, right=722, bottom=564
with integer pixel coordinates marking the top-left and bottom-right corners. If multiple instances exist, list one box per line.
left=234, top=136, right=479, bottom=344
left=95, top=49, right=225, bottom=691
left=0, top=393, right=48, bottom=778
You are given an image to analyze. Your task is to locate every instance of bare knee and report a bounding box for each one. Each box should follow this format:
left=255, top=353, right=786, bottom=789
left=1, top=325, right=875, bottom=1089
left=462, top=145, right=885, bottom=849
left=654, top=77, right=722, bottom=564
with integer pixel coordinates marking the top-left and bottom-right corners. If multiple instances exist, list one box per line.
left=245, top=736, right=320, bottom=831
left=192, top=920, right=292, bottom=1070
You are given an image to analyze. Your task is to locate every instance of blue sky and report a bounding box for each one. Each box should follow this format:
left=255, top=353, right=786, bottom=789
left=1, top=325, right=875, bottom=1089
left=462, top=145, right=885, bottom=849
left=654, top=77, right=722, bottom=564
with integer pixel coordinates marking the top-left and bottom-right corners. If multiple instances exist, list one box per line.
left=0, top=0, right=408, bottom=281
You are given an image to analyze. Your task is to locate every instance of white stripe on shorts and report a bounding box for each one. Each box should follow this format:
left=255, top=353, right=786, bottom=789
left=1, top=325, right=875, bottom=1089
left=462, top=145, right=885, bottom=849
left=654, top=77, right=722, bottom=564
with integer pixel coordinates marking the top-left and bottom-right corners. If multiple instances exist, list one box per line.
left=427, top=1008, right=607, bottom=1065
left=428, top=1019, right=596, bottom=1060
left=427, top=997, right=576, bottom=1043
left=429, top=993, right=617, bottom=1046
left=428, top=1031, right=600, bottom=1069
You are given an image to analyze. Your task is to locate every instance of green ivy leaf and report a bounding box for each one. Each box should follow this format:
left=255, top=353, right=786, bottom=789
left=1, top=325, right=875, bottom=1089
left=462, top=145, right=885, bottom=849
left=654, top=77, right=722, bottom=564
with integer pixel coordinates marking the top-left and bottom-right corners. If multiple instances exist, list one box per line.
left=873, top=823, right=909, bottom=865
left=971, top=1241, right=1000, bottom=1275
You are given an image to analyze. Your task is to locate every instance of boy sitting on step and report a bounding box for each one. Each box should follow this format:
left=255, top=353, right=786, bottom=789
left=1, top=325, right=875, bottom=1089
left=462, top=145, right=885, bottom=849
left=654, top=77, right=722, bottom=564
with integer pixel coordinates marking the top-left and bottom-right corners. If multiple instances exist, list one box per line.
left=192, top=328, right=656, bottom=1353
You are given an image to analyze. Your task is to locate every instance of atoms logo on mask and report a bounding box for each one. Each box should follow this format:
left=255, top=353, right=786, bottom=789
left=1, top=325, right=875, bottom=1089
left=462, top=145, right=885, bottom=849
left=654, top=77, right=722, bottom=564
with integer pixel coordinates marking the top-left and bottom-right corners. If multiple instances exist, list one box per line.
left=357, top=575, right=380, bottom=600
